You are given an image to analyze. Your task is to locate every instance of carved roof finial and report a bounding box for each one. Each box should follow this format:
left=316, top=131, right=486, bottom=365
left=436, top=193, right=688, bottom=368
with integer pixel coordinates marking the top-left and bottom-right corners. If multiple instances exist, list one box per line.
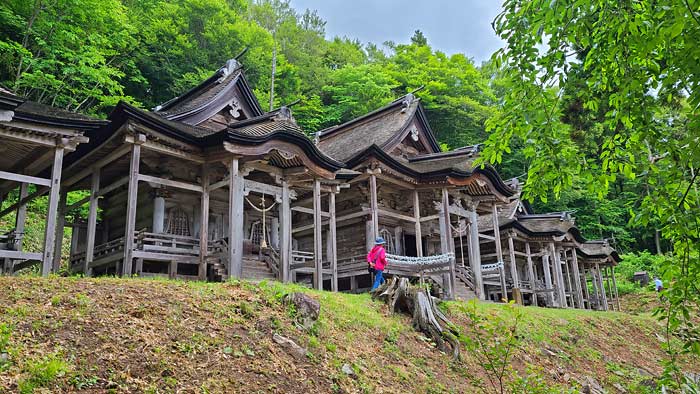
left=218, top=58, right=241, bottom=82
left=401, top=93, right=415, bottom=113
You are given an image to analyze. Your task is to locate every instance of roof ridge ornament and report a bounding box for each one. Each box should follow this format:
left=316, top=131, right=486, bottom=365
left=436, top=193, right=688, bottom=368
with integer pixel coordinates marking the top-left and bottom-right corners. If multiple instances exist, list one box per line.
left=273, top=106, right=294, bottom=122
left=218, top=58, right=241, bottom=82
left=401, top=93, right=415, bottom=113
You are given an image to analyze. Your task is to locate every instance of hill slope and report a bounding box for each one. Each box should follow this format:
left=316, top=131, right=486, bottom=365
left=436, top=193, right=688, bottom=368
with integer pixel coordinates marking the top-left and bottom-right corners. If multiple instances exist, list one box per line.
left=0, top=277, right=676, bottom=393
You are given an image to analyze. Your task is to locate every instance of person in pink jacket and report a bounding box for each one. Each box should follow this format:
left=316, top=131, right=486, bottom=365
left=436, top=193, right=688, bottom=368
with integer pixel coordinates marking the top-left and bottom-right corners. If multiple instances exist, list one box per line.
left=368, top=237, right=387, bottom=290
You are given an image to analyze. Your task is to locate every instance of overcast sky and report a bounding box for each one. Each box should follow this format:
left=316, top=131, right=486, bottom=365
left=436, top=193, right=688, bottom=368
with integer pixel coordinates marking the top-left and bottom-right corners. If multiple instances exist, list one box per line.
left=289, top=0, right=504, bottom=64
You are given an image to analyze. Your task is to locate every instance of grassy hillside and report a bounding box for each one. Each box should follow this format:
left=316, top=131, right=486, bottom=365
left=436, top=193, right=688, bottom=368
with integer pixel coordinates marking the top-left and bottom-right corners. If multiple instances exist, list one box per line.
left=0, top=277, right=686, bottom=393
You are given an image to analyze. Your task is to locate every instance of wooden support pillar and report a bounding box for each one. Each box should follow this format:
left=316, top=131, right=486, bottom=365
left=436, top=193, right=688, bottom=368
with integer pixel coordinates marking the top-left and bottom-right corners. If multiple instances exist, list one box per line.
left=329, top=191, right=338, bottom=292
left=84, top=170, right=100, bottom=276
left=468, top=207, right=483, bottom=300
left=122, top=142, right=141, bottom=277
left=492, top=204, right=507, bottom=301
left=548, top=242, right=566, bottom=307
left=542, top=253, right=555, bottom=306
left=228, top=158, right=245, bottom=279
left=590, top=268, right=600, bottom=310
left=605, top=266, right=615, bottom=311
left=5, top=183, right=29, bottom=274
left=441, top=188, right=455, bottom=299
left=507, top=234, right=519, bottom=293
left=52, top=191, right=68, bottom=273
left=313, top=179, right=323, bottom=290
left=15, top=182, right=29, bottom=252
left=525, top=242, right=537, bottom=307
left=280, top=180, right=291, bottom=283
left=570, top=249, right=584, bottom=308
left=134, top=258, right=143, bottom=275
left=562, top=249, right=573, bottom=307
left=198, top=165, right=209, bottom=281
left=152, top=190, right=166, bottom=233
left=169, top=260, right=177, bottom=279
left=598, top=264, right=609, bottom=311
left=369, top=174, right=378, bottom=240
left=413, top=190, right=423, bottom=257
left=581, top=267, right=591, bottom=309
left=611, top=266, right=621, bottom=311
left=42, top=146, right=65, bottom=277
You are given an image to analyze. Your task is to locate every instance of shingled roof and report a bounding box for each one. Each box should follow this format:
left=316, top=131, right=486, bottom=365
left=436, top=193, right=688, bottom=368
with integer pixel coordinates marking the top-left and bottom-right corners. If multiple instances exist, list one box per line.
left=317, top=94, right=441, bottom=162
left=153, top=58, right=264, bottom=125
left=404, top=147, right=479, bottom=173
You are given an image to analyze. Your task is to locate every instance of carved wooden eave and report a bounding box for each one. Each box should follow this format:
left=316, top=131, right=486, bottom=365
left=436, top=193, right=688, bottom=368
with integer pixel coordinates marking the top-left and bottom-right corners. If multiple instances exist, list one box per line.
left=126, top=122, right=205, bottom=163
left=223, top=141, right=336, bottom=180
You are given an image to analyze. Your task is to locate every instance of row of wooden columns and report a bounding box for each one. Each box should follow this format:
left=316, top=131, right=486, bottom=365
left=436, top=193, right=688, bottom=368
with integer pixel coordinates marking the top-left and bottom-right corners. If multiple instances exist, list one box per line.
left=365, top=173, right=487, bottom=300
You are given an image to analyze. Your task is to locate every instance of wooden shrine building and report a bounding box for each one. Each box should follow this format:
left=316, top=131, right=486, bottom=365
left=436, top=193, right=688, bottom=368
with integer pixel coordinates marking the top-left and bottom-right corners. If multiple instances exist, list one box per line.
left=0, top=59, right=620, bottom=310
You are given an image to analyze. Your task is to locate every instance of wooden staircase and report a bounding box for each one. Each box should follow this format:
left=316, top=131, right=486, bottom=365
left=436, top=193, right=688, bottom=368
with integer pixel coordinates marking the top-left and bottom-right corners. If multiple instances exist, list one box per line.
left=207, top=239, right=277, bottom=282
left=454, top=266, right=477, bottom=301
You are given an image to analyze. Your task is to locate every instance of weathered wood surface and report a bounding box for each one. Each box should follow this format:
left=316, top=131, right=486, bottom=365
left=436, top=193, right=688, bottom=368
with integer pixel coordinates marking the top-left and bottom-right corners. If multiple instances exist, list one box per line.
left=372, top=277, right=460, bottom=360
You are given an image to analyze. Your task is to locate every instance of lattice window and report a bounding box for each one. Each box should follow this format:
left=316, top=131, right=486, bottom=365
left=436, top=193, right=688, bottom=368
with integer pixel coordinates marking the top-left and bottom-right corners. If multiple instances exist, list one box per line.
left=165, top=208, right=191, bottom=236
left=379, top=228, right=396, bottom=254
left=250, top=221, right=263, bottom=245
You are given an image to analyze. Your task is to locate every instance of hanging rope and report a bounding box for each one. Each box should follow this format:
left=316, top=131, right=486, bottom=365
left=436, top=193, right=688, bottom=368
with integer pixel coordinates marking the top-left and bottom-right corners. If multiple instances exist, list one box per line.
left=481, top=262, right=504, bottom=272
left=245, top=193, right=277, bottom=248
left=385, top=253, right=454, bottom=266
left=450, top=221, right=468, bottom=268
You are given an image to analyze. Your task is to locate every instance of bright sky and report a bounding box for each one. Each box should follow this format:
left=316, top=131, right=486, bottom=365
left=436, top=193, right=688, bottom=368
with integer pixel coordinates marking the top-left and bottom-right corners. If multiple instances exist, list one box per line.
left=289, top=0, right=505, bottom=64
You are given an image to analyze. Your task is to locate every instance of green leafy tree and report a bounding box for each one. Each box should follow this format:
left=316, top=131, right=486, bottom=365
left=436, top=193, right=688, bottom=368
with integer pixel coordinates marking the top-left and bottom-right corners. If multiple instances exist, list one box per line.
left=481, top=1, right=700, bottom=388
left=0, top=0, right=143, bottom=113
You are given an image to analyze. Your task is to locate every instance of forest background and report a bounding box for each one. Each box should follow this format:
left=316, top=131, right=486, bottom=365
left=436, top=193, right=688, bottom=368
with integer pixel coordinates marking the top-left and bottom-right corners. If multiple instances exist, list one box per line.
left=0, top=0, right=666, bottom=280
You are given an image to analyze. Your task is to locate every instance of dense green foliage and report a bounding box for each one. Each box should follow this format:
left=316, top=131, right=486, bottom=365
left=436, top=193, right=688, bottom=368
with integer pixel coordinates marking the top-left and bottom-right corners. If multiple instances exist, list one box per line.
left=0, top=0, right=494, bottom=149
left=483, top=0, right=700, bottom=388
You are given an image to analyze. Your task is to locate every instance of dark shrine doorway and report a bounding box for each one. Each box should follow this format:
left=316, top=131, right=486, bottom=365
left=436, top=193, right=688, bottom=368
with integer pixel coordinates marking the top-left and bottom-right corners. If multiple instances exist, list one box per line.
left=404, top=234, right=418, bottom=257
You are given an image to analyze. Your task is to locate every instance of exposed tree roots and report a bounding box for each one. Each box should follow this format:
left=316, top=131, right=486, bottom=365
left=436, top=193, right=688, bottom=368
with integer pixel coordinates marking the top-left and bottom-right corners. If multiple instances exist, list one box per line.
left=372, top=277, right=461, bottom=360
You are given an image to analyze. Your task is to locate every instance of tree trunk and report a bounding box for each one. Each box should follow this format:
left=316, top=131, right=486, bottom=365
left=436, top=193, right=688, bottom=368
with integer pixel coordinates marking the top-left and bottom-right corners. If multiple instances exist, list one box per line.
left=372, top=277, right=460, bottom=359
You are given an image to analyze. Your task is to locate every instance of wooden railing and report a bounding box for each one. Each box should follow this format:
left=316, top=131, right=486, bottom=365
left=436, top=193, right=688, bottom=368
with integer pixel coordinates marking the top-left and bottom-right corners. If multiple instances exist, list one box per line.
left=261, top=247, right=280, bottom=279
left=455, top=265, right=475, bottom=290
left=0, top=229, right=21, bottom=250
left=136, top=231, right=199, bottom=257
left=290, top=250, right=315, bottom=271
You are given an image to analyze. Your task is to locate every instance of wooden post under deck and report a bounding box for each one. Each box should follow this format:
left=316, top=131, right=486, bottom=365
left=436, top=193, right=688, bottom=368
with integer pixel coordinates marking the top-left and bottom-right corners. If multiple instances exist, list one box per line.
left=542, top=253, right=555, bottom=306
left=590, top=267, right=600, bottom=310
left=507, top=234, right=520, bottom=296
left=605, top=266, right=616, bottom=311
left=280, top=180, right=291, bottom=283
left=84, top=169, right=100, bottom=276
left=42, top=146, right=64, bottom=277
left=52, top=191, right=68, bottom=273
left=5, top=182, right=29, bottom=274
left=525, top=242, right=537, bottom=306
left=329, top=191, right=338, bottom=292
left=570, top=249, right=584, bottom=308
left=228, top=158, right=245, bottom=279
left=313, top=179, right=323, bottom=290
left=468, top=207, right=483, bottom=299
left=548, top=242, right=566, bottom=307
left=369, top=174, right=378, bottom=241
left=581, top=267, right=591, bottom=309
left=595, top=263, right=608, bottom=311
left=413, top=190, right=422, bottom=257
left=122, top=142, right=141, bottom=277
left=441, top=188, right=455, bottom=299
left=492, top=204, right=507, bottom=301
left=611, top=266, right=621, bottom=311
left=199, top=165, right=209, bottom=280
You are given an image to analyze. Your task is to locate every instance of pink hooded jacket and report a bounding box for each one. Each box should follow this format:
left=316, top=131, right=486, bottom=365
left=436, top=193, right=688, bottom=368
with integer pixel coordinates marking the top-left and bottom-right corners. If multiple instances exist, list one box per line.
left=367, top=245, right=387, bottom=271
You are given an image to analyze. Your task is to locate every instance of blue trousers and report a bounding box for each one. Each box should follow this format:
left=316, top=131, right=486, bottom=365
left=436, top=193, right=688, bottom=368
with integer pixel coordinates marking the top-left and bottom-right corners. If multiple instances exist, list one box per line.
left=371, top=270, right=384, bottom=290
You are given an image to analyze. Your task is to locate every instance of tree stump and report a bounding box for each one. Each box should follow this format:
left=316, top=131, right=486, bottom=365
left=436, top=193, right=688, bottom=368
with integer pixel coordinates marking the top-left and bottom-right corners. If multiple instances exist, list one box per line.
left=372, top=277, right=461, bottom=359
